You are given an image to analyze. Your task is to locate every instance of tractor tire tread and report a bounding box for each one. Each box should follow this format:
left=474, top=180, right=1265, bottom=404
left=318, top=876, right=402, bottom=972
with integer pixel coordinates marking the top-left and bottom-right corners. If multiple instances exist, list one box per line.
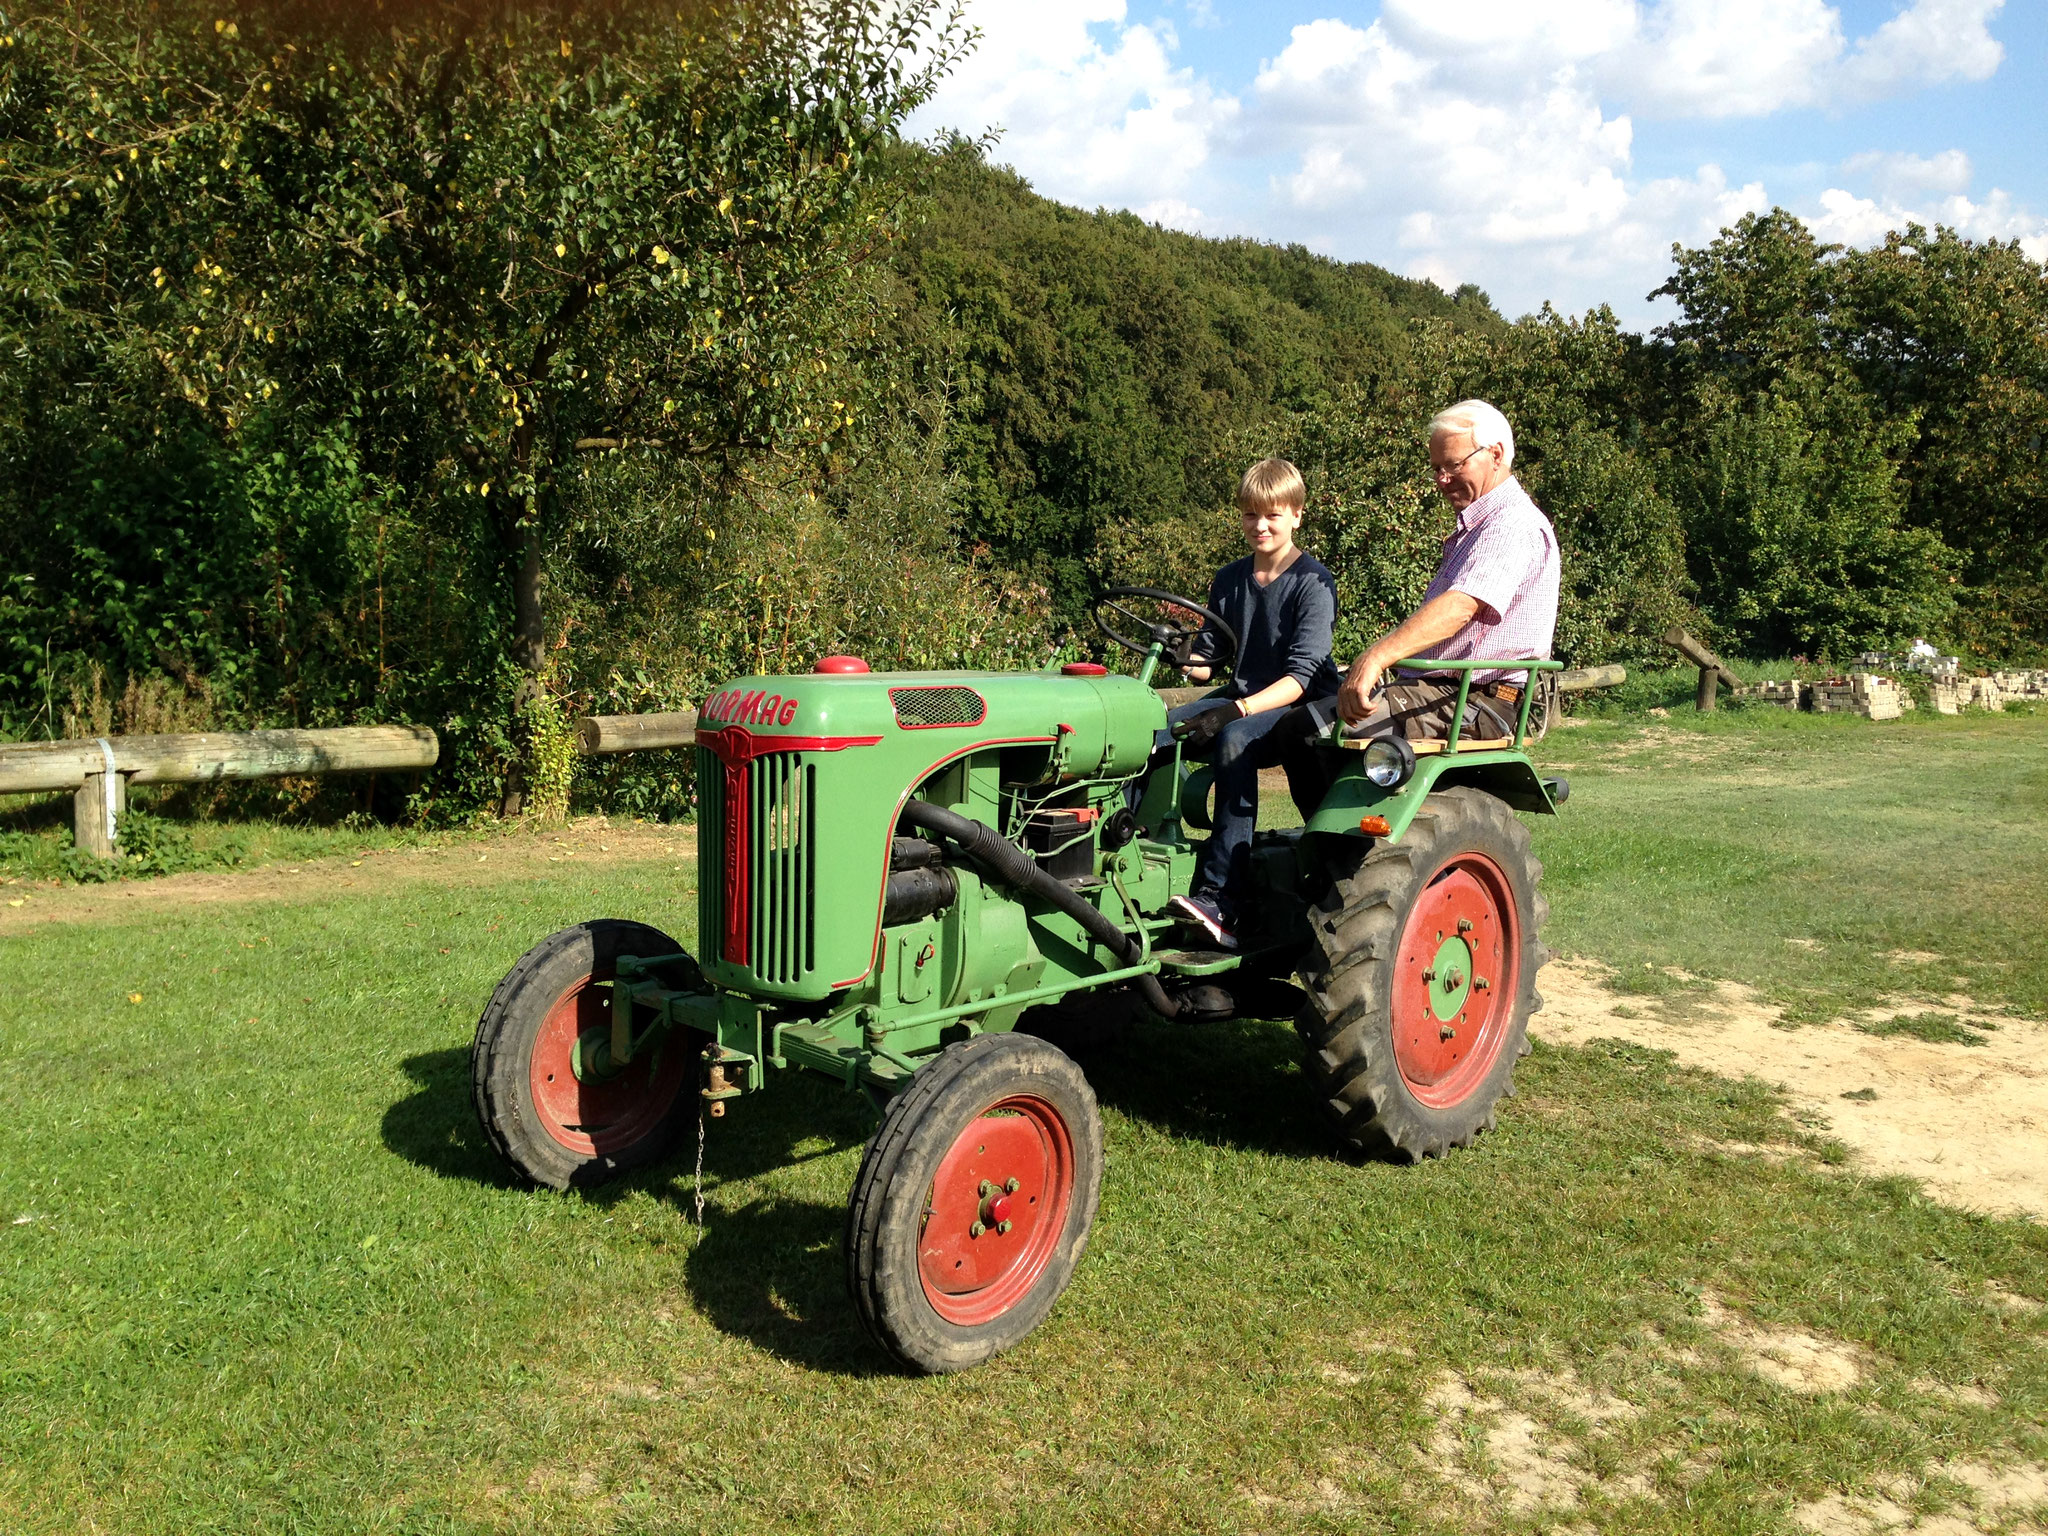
left=471, top=919, right=693, bottom=1191
left=1292, top=786, right=1547, bottom=1161
left=845, top=1033, right=1103, bottom=1375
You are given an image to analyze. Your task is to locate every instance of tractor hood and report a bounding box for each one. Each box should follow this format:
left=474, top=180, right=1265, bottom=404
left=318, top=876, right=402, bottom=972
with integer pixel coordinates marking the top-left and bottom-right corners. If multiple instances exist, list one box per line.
left=692, top=668, right=1168, bottom=1000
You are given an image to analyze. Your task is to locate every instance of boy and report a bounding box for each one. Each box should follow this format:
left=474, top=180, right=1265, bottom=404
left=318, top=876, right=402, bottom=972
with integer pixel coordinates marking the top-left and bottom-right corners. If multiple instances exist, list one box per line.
left=1163, top=458, right=1342, bottom=950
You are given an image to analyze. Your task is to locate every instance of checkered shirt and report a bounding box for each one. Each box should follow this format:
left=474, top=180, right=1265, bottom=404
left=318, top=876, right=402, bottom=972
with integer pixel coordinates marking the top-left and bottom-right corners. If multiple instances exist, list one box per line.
left=1399, top=476, right=1559, bottom=686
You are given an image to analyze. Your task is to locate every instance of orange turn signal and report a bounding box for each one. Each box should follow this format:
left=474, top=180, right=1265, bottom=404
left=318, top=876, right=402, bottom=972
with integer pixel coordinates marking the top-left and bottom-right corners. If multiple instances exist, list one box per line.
left=1359, top=815, right=1391, bottom=836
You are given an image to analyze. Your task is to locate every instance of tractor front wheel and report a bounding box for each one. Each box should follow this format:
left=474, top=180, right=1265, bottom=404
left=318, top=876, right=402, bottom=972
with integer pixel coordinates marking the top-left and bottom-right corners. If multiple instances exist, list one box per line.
left=1296, top=787, right=1547, bottom=1161
left=471, top=920, right=702, bottom=1190
left=846, top=1033, right=1103, bottom=1374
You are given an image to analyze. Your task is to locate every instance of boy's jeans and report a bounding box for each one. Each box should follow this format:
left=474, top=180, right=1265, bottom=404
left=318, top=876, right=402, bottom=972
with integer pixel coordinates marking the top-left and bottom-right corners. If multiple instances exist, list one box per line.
left=1157, top=700, right=1327, bottom=924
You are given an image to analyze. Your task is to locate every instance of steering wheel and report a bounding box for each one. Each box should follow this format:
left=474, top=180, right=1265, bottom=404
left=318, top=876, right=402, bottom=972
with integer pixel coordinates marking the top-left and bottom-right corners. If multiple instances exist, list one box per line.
left=1092, top=586, right=1240, bottom=677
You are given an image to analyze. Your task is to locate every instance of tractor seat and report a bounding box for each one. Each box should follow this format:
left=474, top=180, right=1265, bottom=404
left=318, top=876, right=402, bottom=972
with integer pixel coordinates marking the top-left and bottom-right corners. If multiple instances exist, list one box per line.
left=1336, top=735, right=1515, bottom=755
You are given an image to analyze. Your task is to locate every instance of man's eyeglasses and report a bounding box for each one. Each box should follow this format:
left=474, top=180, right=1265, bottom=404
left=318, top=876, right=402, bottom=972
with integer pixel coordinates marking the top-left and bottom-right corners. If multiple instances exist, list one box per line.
left=1431, top=443, right=1495, bottom=480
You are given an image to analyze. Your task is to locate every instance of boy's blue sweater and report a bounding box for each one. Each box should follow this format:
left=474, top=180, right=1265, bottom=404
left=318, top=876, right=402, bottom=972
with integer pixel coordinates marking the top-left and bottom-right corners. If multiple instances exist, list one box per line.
left=1195, top=553, right=1343, bottom=701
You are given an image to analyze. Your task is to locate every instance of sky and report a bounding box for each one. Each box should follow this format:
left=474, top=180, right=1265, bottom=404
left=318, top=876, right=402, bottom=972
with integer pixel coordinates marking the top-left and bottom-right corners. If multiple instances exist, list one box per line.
left=905, top=0, right=2048, bottom=330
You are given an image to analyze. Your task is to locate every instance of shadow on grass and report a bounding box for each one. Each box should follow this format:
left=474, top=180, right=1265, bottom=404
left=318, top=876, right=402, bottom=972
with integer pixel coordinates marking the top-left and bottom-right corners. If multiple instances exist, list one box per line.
left=379, top=1044, right=875, bottom=1194
left=683, top=1195, right=893, bottom=1378
left=381, top=1048, right=520, bottom=1188
left=1021, top=983, right=1336, bottom=1161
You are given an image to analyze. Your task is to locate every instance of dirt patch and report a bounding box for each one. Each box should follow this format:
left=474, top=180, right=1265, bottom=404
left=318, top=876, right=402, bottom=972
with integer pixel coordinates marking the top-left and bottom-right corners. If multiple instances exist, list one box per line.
left=1699, top=1292, right=1870, bottom=1394
left=1533, top=958, right=2048, bottom=1221
left=1421, top=1367, right=1651, bottom=1516
left=1794, top=1460, right=2048, bottom=1535
left=0, top=818, right=697, bottom=933
left=1426, top=1373, right=1585, bottom=1513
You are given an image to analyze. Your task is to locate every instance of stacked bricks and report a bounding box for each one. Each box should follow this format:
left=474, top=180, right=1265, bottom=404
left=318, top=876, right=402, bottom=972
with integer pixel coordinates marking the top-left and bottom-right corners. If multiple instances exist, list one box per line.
left=1811, top=674, right=1904, bottom=720
left=1931, top=680, right=1962, bottom=715
left=1735, top=679, right=1807, bottom=709
left=1967, top=677, right=2004, bottom=711
left=1990, top=670, right=2048, bottom=701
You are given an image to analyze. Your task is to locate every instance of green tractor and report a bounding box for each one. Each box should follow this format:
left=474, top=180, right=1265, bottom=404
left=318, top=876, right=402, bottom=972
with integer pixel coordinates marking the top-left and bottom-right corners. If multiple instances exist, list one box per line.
left=471, top=588, right=1565, bottom=1373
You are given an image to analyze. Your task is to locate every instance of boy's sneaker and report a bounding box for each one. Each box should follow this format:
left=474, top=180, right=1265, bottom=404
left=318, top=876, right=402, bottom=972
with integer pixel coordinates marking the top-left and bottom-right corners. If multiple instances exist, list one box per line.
left=1168, top=894, right=1238, bottom=951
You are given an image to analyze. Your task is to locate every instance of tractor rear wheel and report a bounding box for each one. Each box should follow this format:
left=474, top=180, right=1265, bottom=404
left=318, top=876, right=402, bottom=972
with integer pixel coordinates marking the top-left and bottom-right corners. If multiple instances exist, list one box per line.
left=1295, top=787, right=1546, bottom=1161
left=471, top=920, right=702, bottom=1190
left=846, top=1033, right=1103, bottom=1374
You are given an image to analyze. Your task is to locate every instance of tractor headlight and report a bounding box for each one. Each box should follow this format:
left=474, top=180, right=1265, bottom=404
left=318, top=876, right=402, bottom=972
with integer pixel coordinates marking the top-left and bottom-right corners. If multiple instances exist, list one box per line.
left=1362, top=736, right=1415, bottom=789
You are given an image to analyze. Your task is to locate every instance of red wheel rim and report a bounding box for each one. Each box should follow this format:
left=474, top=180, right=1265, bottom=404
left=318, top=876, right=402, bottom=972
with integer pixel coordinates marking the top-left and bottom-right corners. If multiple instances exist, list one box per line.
left=918, top=1095, right=1076, bottom=1327
left=1390, top=852, right=1520, bottom=1109
left=527, top=969, right=689, bottom=1157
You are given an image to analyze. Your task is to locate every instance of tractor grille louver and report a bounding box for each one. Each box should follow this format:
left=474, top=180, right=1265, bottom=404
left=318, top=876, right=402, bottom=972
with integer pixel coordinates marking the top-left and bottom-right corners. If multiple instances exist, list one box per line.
left=889, top=685, right=986, bottom=729
left=695, top=747, right=817, bottom=986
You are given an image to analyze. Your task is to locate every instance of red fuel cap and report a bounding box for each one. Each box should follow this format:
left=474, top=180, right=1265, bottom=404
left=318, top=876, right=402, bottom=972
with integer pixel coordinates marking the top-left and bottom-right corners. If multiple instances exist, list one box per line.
left=813, top=655, right=870, bottom=674
left=1061, top=662, right=1108, bottom=676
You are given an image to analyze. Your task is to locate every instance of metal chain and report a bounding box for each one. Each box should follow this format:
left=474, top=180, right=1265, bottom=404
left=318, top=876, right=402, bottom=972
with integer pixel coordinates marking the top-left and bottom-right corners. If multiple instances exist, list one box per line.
left=692, top=1100, right=707, bottom=1231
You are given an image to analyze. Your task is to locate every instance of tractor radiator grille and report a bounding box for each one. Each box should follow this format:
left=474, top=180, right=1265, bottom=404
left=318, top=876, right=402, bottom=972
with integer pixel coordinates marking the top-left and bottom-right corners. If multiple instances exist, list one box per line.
left=695, top=747, right=817, bottom=985
left=889, top=685, right=987, bottom=729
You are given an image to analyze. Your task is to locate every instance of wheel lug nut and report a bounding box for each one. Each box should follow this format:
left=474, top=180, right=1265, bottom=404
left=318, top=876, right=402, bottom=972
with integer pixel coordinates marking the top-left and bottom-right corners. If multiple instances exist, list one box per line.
left=1440, top=1025, right=1456, bottom=1041
left=1475, top=976, right=1489, bottom=990
left=978, top=1180, right=994, bottom=1198
left=970, top=1221, right=986, bottom=1238
left=997, top=1220, right=1012, bottom=1235
left=1004, top=1177, right=1020, bottom=1194
left=1457, top=918, right=1474, bottom=934
left=1422, top=969, right=1436, bottom=982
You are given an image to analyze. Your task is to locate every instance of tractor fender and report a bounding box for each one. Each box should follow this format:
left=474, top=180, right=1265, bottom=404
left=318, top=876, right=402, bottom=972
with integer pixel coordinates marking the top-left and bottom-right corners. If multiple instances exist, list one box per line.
left=1304, top=749, right=1557, bottom=841
left=1431, top=757, right=1557, bottom=816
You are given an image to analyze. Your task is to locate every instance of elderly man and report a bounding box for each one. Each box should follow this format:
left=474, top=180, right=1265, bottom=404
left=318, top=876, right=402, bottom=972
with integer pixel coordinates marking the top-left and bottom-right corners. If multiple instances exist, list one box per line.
left=1336, top=400, right=1560, bottom=738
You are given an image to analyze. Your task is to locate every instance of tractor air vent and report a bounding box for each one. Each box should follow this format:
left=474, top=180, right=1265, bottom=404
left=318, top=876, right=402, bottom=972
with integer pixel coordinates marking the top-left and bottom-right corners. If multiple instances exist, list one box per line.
left=695, top=746, right=817, bottom=987
left=889, top=686, right=987, bottom=730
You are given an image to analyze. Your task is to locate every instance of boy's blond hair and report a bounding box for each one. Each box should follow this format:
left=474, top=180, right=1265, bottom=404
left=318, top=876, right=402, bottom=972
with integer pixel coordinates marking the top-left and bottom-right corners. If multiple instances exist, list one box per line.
left=1236, top=457, right=1305, bottom=514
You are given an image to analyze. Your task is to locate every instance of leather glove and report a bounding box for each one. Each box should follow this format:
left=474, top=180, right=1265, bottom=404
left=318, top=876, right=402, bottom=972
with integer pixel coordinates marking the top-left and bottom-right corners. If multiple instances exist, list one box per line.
left=1171, top=699, right=1243, bottom=754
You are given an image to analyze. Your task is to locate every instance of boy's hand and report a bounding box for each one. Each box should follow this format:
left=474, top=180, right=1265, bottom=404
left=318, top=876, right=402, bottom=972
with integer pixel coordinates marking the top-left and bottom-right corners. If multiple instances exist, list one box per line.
left=1171, top=700, right=1243, bottom=752
left=1184, top=664, right=1212, bottom=682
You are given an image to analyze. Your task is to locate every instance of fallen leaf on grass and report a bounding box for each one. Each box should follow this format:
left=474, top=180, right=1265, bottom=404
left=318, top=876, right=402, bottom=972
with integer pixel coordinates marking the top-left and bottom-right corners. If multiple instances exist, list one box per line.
left=127, top=992, right=143, bottom=1004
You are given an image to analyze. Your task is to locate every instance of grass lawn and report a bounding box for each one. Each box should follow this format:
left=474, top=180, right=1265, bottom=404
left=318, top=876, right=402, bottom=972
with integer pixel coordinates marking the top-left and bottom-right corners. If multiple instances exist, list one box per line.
left=2, top=709, right=2045, bottom=1533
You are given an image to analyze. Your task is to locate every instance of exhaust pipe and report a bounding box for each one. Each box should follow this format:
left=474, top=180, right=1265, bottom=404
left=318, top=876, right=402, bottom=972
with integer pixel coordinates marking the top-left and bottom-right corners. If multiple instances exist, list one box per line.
left=897, top=798, right=1179, bottom=1020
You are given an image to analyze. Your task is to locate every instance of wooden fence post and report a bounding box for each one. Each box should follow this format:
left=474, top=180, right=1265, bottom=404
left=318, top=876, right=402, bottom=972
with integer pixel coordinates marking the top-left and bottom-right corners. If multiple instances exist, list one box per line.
left=1662, top=627, right=1739, bottom=713
left=73, top=769, right=126, bottom=859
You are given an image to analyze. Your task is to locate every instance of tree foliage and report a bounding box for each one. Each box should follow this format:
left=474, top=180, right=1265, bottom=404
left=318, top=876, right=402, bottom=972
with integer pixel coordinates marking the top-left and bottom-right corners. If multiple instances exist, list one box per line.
left=0, top=0, right=958, bottom=804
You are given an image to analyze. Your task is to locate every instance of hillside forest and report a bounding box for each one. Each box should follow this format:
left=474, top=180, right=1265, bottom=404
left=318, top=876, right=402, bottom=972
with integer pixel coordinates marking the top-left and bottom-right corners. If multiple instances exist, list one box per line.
left=3, top=0, right=2045, bottom=821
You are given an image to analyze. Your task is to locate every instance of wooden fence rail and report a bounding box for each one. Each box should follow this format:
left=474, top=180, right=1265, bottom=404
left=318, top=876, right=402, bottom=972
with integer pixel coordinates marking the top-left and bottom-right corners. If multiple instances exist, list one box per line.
left=0, top=726, right=439, bottom=859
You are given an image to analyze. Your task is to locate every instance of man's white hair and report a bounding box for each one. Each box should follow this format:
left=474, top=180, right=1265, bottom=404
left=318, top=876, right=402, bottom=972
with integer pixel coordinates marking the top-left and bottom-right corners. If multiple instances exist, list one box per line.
left=1428, top=399, right=1515, bottom=469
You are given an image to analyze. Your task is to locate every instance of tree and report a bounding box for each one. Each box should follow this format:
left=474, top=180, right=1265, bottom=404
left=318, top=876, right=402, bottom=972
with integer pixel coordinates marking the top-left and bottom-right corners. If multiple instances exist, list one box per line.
left=1672, top=392, right=1957, bottom=660
left=0, top=0, right=959, bottom=805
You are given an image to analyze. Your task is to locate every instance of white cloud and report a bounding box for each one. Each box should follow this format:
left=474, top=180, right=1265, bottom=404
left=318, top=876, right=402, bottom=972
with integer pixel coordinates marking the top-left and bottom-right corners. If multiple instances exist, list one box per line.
left=910, top=0, right=2032, bottom=324
left=1818, top=143, right=2048, bottom=261
left=1810, top=184, right=2048, bottom=257
left=1613, top=0, right=1843, bottom=117
left=1838, top=0, right=2004, bottom=101
left=906, top=0, right=1237, bottom=208
left=1841, top=149, right=1973, bottom=200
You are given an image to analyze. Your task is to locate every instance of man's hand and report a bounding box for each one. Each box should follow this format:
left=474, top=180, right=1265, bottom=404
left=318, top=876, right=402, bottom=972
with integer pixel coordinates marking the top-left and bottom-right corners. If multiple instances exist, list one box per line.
left=1184, top=664, right=1212, bottom=683
left=1338, top=592, right=1482, bottom=723
left=1337, top=653, right=1385, bottom=724
left=1171, top=699, right=1242, bottom=752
